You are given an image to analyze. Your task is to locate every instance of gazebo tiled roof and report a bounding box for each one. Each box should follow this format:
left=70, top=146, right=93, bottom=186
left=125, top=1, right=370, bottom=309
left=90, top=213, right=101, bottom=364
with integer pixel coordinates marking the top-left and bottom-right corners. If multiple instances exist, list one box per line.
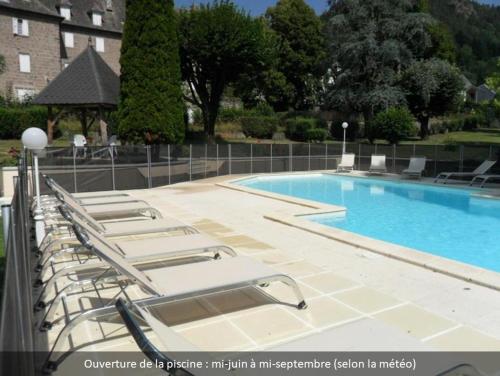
left=33, top=45, right=119, bottom=107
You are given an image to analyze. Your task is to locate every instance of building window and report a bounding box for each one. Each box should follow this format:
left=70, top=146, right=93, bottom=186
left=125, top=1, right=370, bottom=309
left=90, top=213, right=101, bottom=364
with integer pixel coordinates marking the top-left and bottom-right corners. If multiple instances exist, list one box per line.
left=12, top=18, right=29, bottom=36
left=92, top=12, right=102, bottom=26
left=64, top=32, right=74, bottom=48
left=95, top=37, right=105, bottom=52
left=19, top=53, right=31, bottom=73
left=16, top=88, right=35, bottom=102
left=60, top=6, right=71, bottom=20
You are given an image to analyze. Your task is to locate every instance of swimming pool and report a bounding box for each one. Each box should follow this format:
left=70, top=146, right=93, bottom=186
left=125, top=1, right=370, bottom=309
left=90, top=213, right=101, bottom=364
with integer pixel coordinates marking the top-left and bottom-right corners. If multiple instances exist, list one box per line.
left=237, top=174, right=500, bottom=273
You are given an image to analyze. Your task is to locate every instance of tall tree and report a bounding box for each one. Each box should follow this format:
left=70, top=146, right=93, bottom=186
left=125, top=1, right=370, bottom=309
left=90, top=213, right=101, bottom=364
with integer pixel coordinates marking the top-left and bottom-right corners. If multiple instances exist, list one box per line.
left=325, top=0, right=433, bottom=138
left=485, top=58, right=500, bottom=92
left=179, top=1, right=267, bottom=140
left=401, top=58, right=463, bottom=139
left=118, top=0, right=185, bottom=144
left=264, top=0, right=327, bottom=111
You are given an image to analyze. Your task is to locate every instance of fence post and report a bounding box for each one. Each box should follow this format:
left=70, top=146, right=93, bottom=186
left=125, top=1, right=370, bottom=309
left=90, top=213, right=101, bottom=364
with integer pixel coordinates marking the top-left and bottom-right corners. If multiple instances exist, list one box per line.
left=250, top=144, right=253, bottom=174
left=189, top=144, right=192, bottom=181
left=146, top=145, right=152, bottom=188
left=392, top=144, right=396, bottom=173
left=413, top=144, right=416, bottom=157
left=229, top=144, right=232, bottom=175
left=216, top=144, right=219, bottom=176
left=434, top=144, right=438, bottom=177
left=358, top=143, right=361, bottom=170
left=72, top=146, right=77, bottom=193
left=325, top=144, right=328, bottom=170
left=459, top=145, right=464, bottom=173
left=270, top=143, right=273, bottom=173
left=288, top=144, right=292, bottom=172
left=204, top=144, right=208, bottom=178
left=110, top=145, right=116, bottom=190
left=374, top=143, right=378, bottom=154
left=489, top=145, right=493, bottom=160
left=168, top=144, right=171, bottom=185
left=308, top=143, right=311, bottom=171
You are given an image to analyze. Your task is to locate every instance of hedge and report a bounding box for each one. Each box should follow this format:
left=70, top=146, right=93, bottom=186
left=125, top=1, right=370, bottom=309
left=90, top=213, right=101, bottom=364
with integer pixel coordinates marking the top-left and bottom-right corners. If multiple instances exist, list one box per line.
left=0, top=106, right=48, bottom=139
left=241, top=116, right=278, bottom=139
left=372, top=107, right=416, bottom=144
left=285, top=117, right=327, bottom=142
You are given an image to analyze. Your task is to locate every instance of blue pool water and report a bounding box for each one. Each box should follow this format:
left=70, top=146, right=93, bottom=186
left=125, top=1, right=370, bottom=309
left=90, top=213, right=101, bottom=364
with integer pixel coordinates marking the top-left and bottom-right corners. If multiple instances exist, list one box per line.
left=238, top=174, right=500, bottom=272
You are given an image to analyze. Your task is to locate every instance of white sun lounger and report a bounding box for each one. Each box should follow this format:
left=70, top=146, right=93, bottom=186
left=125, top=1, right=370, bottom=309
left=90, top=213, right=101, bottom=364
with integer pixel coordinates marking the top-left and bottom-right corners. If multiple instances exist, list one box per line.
left=434, top=160, right=497, bottom=184
left=41, top=224, right=307, bottom=373
left=39, top=203, right=196, bottom=253
left=42, top=176, right=162, bottom=220
left=368, top=155, right=387, bottom=174
left=470, top=174, right=500, bottom=188
left=35, top=209, right=234, bottom=299
left=39, top=175, right=140, bottom=208
left=402, top=157, right=426, bottom=179
left=336, top=153, right=355, bottom=172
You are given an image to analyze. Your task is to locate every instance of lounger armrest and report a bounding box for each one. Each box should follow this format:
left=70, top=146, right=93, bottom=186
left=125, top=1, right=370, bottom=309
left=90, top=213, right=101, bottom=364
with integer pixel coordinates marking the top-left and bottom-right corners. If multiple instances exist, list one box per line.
left=115, top=299, right=195, bottom=376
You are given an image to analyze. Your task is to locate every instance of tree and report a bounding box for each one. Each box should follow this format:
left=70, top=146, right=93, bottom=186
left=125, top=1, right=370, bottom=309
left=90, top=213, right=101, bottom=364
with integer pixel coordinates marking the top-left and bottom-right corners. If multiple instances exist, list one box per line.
left=179, top=1, right=267, bottom=140
left=485, top=58, right=500, bottom=92
left=118, top=0, right=185, bottom=144
left=264, top=0, right=326, bottom=110
left=372, top=107, right=416, bottom=144
left=401, top=59, right=463, bottom=139
left=325, top=0, right=433, bottom=138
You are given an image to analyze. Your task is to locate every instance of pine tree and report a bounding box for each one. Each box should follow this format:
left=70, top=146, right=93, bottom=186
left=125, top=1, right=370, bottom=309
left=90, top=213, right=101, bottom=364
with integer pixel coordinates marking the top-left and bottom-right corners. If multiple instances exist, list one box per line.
left=118, top=0, right=185, bottom=144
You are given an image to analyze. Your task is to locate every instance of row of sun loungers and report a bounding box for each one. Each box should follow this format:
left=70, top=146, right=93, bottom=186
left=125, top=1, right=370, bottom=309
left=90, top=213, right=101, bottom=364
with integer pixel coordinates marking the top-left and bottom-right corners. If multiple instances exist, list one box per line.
left=336, top=154, right=498, bottom=184
left=35, top=175, right=308, bottom=373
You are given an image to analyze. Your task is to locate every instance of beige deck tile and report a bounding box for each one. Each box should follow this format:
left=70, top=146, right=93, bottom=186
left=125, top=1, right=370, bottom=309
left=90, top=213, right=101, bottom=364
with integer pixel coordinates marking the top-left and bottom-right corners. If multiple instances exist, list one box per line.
left=178, top=320, right=253, bottom=351
left=216, top=235, right=263, bottom=247
left=333, top=286, right=403, bottom=314
left=250, top=250, right=301, bottom=265
left=230, top=307, right=310, bottom=346
left=287, top=296, right=362, bottom=329
left=426, top=327, right=500, bottom=351
left=300, top=272, right=360, bottom=293
left=274, top=261, right=324, bottom=278
left=373, top=304, right=457, bottom=340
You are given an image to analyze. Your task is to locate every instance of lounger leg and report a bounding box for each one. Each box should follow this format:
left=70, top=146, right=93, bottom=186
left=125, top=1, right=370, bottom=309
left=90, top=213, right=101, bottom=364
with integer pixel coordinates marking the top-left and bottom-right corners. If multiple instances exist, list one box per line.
left=35, top=261, right=108, bottom=310
left=260, top=275, right=307, bottom=310
left=43, top=304, right=119, bottom=373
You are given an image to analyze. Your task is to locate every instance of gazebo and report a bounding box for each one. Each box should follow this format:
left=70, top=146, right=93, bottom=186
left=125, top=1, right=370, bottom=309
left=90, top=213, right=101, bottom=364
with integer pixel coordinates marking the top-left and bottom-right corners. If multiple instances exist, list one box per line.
left=33, top=42, right=119, bottom=145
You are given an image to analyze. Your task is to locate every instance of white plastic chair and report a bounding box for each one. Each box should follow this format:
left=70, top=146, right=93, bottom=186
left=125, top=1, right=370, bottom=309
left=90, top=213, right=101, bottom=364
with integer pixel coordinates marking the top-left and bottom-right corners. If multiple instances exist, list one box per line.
left=72, top=134, right=87, bottom=158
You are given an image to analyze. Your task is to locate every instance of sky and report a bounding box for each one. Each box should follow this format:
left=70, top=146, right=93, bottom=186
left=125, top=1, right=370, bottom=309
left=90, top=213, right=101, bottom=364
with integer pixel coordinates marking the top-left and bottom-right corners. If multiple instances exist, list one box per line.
left=175, top=0, right=500, bottom=15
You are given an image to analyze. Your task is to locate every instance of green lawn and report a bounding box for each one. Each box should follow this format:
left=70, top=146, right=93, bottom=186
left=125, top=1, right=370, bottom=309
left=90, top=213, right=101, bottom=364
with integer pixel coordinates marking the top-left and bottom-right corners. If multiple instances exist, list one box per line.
left=402, top=130, right=500, bottom=146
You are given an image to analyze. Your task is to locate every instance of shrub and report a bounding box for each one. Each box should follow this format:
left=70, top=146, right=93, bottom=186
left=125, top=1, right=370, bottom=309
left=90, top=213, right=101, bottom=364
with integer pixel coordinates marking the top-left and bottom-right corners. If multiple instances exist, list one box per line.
left=241, top=116, right=278, bottom=139
left=463, top=114, right=484, bottom=131
left=330, top=120, right=360, bottom=141
left=285, top=117, right=316, bottom=141
left=372, top=107, right=416, bottom=144
left=306, top=128, right=328, bottom=142
left=0, top=106, right=48, bottom=139
left=218, top=108, right=248, bottom=122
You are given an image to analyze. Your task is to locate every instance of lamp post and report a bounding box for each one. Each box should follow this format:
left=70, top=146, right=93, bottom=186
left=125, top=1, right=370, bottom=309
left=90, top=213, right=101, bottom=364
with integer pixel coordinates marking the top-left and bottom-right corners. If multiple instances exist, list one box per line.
left=22, top=127, right=48, bottom=247
left=342, top=122, right=349, bottom=155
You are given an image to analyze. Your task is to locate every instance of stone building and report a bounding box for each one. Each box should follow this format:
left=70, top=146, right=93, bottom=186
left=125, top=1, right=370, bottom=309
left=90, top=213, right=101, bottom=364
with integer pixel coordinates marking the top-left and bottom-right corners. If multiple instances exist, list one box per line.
left=0, top=0, right=124, bottom=101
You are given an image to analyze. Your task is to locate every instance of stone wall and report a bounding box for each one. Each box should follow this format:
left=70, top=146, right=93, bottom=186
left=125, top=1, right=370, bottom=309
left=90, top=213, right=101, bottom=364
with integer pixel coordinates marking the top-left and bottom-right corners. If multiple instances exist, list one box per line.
left=0, top=10, right=61, bottom=98
left=61, top=28, right=121, bottom=74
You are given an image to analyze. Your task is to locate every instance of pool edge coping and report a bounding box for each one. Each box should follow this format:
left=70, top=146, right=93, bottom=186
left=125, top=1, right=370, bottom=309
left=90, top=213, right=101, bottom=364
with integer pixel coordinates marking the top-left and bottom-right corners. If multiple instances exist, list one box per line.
left=217, top=172, right=500, bottom=292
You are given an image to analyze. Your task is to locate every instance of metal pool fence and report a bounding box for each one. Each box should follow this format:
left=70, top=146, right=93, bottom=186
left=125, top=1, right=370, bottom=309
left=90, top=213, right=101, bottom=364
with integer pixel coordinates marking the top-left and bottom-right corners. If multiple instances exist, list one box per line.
left=0, top=152, right=36, bottom=375
left=36, top=142, right=500, bottom=193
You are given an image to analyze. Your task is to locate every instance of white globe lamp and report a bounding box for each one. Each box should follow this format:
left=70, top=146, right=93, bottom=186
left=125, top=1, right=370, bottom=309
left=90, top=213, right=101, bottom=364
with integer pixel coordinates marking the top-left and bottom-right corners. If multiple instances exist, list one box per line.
left=21, top=127, right=48, bottom=247
left=341, top=122, right=349, bottom=155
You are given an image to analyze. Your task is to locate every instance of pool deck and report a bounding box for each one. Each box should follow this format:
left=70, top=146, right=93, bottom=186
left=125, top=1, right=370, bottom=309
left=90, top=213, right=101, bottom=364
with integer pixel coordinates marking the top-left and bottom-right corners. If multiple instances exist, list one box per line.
left=35, top=171, right=500, bottom=373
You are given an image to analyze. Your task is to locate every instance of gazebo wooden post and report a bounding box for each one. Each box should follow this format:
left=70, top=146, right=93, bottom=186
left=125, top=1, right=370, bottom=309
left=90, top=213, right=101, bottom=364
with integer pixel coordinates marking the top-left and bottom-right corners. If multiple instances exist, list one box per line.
left=80, top=108, right=88, bottom=138
left=47, top=106, right=55, bottom=145
left=98, top=106, right=108, bottom=145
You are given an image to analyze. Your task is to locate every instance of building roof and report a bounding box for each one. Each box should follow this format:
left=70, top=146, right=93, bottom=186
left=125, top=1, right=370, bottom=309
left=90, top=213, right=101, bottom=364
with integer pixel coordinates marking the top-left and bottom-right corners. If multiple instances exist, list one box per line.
left=33, top=45, right=119, bottom=107
left=475, top=84, right=497, bottom=103
left=0, top=0, right=125, bottom=34
left=0, top=0, right=60, bottom=18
